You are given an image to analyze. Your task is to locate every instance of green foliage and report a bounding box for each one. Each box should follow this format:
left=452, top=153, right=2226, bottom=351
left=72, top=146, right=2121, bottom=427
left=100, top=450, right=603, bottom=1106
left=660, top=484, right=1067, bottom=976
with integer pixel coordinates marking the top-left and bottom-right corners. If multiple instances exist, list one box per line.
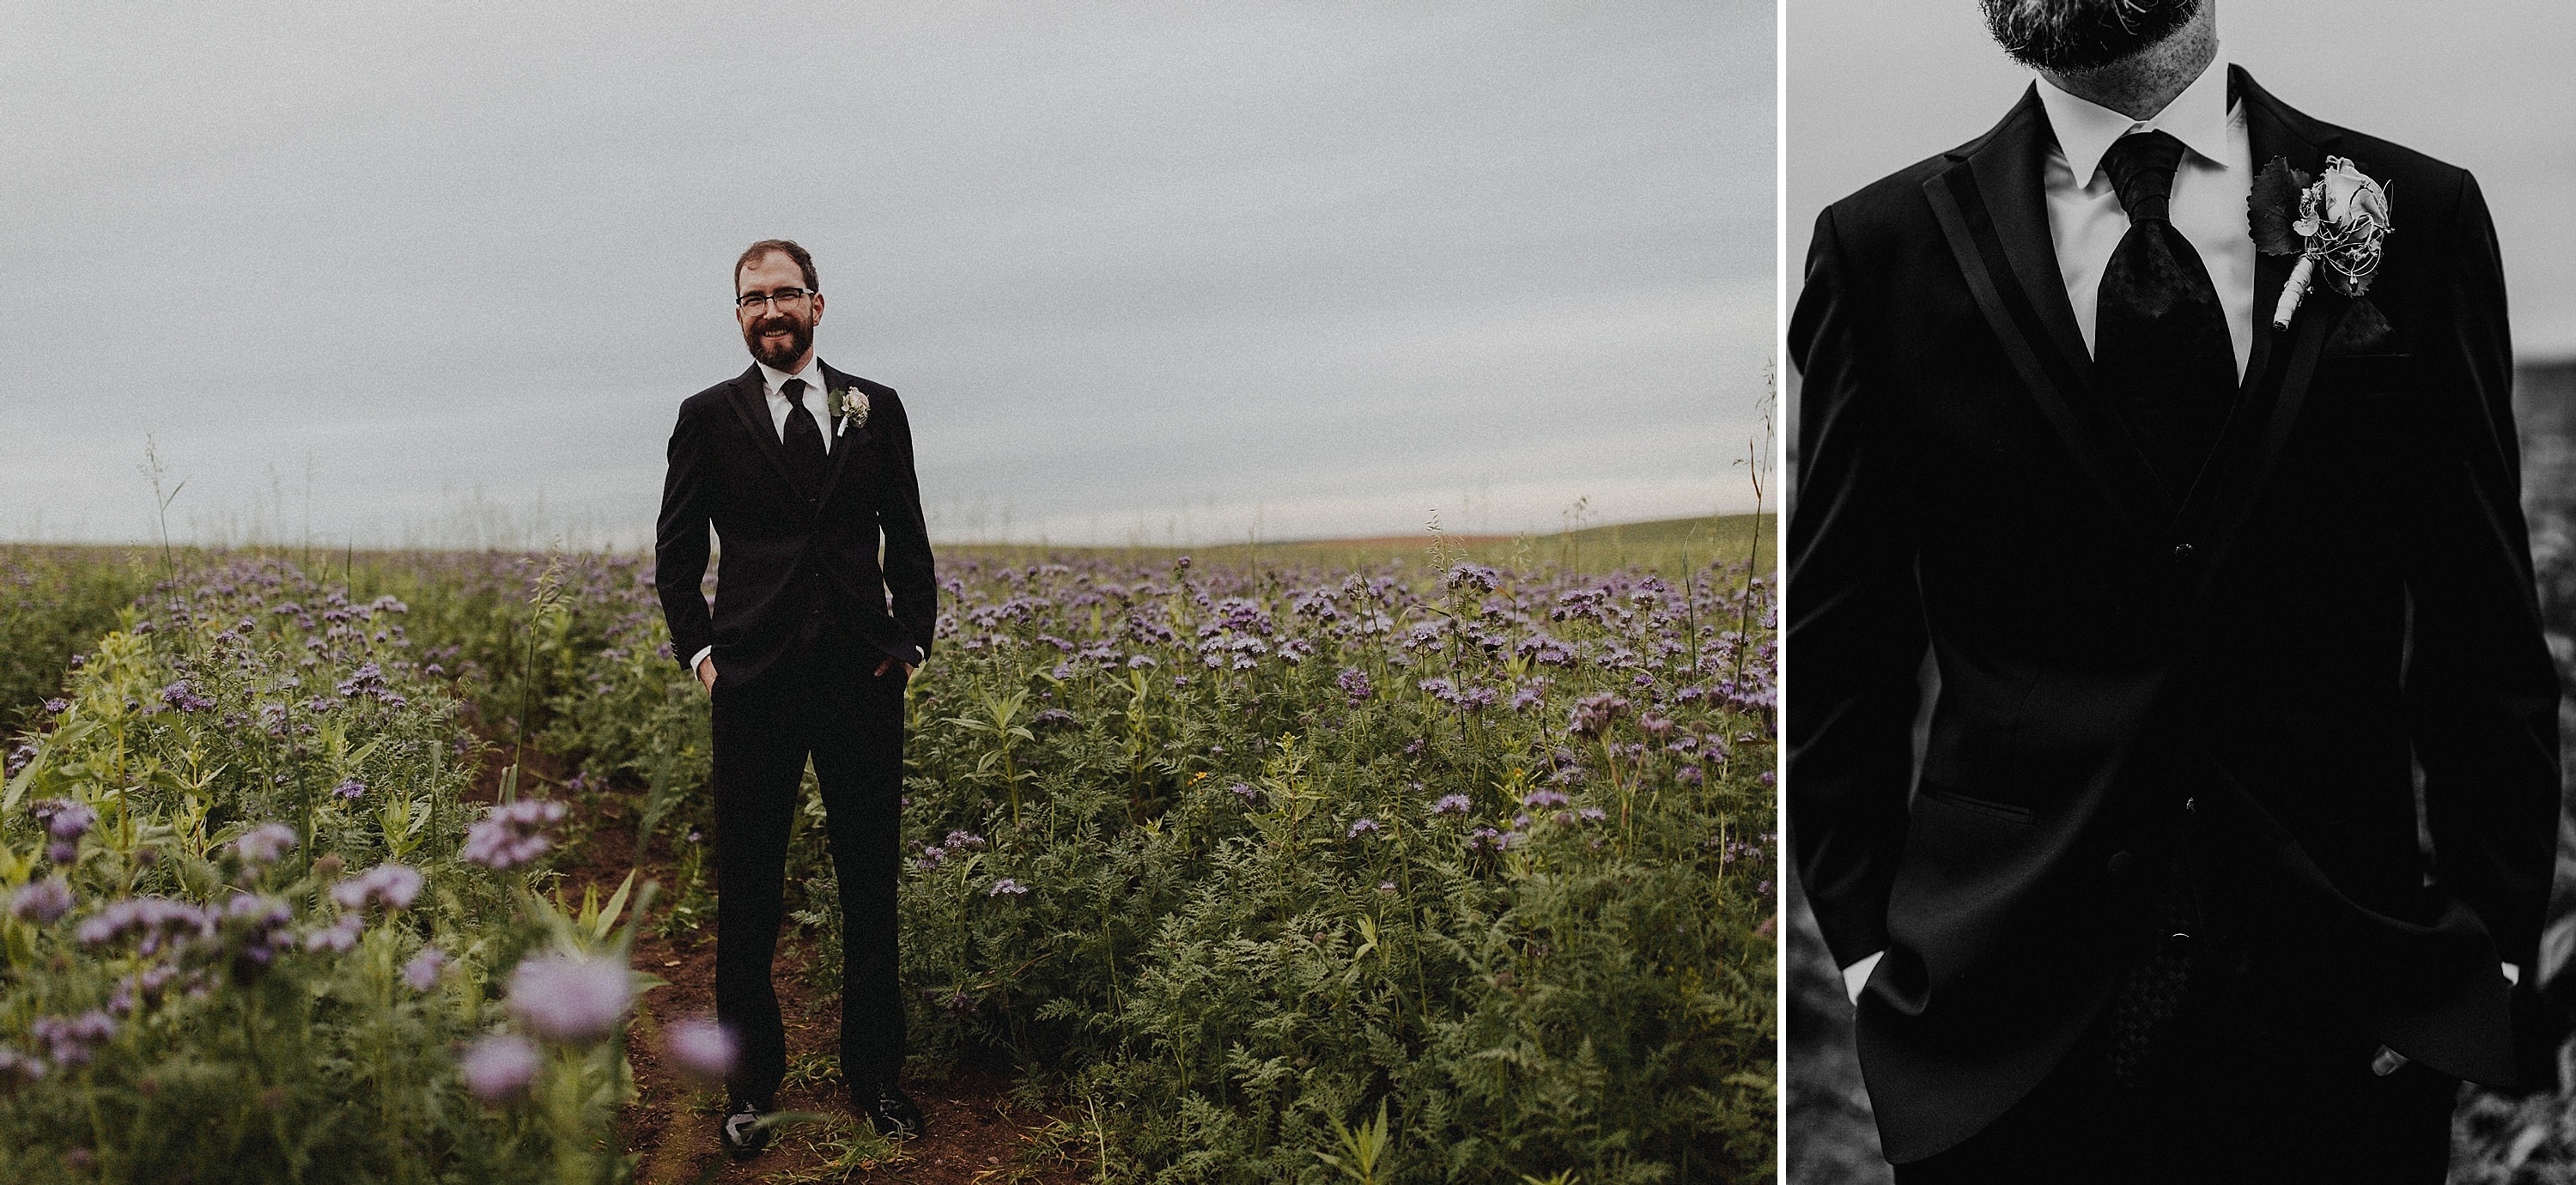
left=0, top=546, right=153, bottom=732
left=0, top=556, right=642, bottom=1183
left=532, top=549, right=1778, bottom=1182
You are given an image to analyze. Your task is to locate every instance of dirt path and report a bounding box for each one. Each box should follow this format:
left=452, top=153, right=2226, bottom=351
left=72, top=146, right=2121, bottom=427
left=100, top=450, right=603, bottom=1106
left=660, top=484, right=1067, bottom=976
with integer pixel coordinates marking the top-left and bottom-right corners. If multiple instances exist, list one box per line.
left=471, top=740, right=1093, bottom=1184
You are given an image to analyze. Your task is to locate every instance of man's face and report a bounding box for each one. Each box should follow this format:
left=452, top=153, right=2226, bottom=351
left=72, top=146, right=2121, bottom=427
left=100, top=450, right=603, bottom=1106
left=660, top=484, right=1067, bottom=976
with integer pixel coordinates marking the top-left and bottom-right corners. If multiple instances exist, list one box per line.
left=735, top=251, right=823, bottom=372
left=1980, top=0, right=2201, bottom=73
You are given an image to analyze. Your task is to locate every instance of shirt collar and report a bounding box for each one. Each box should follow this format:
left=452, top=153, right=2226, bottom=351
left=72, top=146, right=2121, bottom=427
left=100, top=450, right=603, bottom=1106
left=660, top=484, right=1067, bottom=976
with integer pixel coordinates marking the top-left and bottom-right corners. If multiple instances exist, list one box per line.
left=2036, top=53, right=2233, bottom=187
left=756, top=357, right=826, bottom=399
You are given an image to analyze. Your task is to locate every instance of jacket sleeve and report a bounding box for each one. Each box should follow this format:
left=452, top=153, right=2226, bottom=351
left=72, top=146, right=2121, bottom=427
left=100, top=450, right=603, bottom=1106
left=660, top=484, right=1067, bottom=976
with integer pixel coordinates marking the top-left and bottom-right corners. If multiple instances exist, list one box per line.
left=2402, top=169, right=2559, bottom=980
left=655, top=398, right=717, bottom=671
left=1787, top=204, right=1931, bottom=969
left=874, top=392, right=939, bottom=661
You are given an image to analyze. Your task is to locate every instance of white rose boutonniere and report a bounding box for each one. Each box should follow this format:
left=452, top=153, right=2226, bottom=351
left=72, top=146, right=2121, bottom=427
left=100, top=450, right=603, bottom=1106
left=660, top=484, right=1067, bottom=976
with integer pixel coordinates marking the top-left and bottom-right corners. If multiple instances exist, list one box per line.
left=835, top=388, right=869, bottom=438
left=2250, top=155, right=2393, bottom=331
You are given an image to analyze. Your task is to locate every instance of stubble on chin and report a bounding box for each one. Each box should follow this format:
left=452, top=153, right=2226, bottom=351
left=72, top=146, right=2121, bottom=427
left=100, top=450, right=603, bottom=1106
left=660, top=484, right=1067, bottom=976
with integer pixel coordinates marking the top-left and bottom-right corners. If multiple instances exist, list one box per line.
left=1980, top=0, right=2200, bottom=74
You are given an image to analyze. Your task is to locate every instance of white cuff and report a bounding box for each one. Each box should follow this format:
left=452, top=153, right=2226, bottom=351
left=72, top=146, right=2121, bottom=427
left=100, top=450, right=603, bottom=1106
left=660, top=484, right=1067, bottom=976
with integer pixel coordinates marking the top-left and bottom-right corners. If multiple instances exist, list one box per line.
left=688, top=646, right=713, bottom=672
left=2503, top=961, right=2522, bottom=987
left=1842, top=951, right=1885, bottom=1005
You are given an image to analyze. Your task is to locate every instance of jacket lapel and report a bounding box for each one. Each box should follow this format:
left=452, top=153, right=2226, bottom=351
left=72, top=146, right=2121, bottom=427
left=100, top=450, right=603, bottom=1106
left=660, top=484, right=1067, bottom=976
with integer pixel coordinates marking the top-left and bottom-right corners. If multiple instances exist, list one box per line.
left=1924, top=84, right=2177, bottom=541
left=723, top=364, right=803, bottom=494
left=2178, top=67, right=2346, bottom=596
left=811, top=362, right=874, bottom=511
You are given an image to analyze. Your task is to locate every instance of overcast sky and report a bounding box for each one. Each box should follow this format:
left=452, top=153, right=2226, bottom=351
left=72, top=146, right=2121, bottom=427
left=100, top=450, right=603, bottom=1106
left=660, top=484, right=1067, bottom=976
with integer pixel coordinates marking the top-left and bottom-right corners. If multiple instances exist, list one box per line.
left=1789, top=0, right=2576, bottom=359
left=2, top=2, right=1772, bottom=550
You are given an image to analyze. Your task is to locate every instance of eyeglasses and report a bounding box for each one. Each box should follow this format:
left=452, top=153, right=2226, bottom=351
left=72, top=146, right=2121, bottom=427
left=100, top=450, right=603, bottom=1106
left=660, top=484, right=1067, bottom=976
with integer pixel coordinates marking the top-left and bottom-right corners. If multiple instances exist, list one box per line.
left=736, top=288, right=815, bottom=312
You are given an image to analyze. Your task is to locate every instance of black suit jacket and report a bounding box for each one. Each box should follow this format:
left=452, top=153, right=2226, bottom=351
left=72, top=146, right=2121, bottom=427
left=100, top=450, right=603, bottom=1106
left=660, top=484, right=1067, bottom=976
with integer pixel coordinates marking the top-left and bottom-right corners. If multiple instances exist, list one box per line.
left=1789, top=68, right=2558, bottom=1162
left=655, top=360, right=938, bottom=690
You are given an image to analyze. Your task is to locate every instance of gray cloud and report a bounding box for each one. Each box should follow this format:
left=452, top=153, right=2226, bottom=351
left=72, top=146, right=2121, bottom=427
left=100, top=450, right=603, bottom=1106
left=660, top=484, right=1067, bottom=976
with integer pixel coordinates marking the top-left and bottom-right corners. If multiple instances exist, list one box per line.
left=3, top=1, right=1774, bottom=549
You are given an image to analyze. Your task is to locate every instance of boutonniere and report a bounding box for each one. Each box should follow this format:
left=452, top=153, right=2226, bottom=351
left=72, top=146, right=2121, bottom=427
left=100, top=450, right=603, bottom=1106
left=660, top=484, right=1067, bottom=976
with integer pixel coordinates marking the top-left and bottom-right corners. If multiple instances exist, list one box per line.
left=834, top=387, right=869, bottom=438
left=2250, top=155, right=2392, bottom=331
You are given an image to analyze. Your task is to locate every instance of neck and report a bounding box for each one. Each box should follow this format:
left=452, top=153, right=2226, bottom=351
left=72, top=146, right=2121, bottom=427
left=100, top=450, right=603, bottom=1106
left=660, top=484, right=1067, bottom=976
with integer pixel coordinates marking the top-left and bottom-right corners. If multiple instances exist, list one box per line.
left=769, top=351, right=815, bottom=377
left=2038, top=4, right=2218, bottom=121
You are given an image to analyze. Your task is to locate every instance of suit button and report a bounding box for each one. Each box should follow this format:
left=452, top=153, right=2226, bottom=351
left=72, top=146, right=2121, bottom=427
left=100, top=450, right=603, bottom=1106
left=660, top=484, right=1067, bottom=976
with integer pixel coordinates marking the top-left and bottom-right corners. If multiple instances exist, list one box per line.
left=2172, top=543, right=2196, bottom=561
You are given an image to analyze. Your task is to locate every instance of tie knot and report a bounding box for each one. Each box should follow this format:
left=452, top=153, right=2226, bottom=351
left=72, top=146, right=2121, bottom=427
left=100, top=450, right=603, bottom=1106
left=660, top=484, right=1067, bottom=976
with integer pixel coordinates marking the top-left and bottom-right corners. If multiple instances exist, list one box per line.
left=2101, top=130, right=2186, bottom=225
left=781, top=377, right=808, bottom=407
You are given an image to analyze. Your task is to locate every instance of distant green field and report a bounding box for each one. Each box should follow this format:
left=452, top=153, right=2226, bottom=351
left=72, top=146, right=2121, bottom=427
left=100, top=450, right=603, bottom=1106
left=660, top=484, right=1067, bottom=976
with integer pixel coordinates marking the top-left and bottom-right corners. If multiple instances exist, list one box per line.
left=950, top=512, right=1777, bottom=581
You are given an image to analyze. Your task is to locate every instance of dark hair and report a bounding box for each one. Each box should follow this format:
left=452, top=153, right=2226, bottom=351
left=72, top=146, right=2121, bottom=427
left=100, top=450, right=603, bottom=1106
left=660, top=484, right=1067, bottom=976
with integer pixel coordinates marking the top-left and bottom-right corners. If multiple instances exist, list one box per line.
left=735, top=240, right=817, bottom=294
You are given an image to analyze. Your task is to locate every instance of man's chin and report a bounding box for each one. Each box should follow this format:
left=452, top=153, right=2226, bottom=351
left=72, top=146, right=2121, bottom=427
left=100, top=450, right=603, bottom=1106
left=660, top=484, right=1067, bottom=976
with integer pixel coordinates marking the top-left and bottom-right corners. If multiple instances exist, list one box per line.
left=750, top=338, right=805, bottom=371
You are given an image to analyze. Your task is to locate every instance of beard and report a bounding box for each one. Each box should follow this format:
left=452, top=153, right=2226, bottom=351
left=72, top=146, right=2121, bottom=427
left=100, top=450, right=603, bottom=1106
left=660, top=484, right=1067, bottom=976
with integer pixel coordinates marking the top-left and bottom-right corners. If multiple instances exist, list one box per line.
left=743, top=313, right=813, bottom=371
left=1979, top=0, right=2201, bottom=73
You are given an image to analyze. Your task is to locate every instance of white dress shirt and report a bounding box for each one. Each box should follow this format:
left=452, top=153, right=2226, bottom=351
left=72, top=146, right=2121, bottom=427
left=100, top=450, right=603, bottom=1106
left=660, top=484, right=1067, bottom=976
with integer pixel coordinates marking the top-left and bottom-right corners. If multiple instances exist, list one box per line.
left=2036, top=54, right=2255, bottom=381
left=1835, top=60, right=2519, bottom=1012
left=758, top=357, right=836, bottom=454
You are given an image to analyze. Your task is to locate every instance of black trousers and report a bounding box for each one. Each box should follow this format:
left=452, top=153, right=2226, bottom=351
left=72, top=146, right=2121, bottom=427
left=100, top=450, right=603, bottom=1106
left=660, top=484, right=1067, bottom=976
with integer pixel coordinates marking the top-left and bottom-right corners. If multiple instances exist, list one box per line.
left=1891, top=968, right=2460, bottom=1184
left=709, top=636, right=908, bottom=1105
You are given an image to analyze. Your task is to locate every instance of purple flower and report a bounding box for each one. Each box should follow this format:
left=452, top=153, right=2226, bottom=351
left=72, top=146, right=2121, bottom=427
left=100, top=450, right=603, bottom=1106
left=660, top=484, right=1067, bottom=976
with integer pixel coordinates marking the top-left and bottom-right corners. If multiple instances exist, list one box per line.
left=31, top=799, right=96, bottom=842
left=507, top=952, right=634, bottom=1044
left=1522, top=790, right=1571, bottom=810
left=29, top=1012, right=115, bottom=1066
left=460, top=1034, right=540, bottom=1102
left=1569, top=693, right=1630, bottom=738
left=403, top=946, right=448, bottom=991
left=1431, top=794, right=1473, bottom=817
left=1676, top=765, right=1703, bottom=787
left=462, top=799, right=567, bottom=872
left=9, top=878, right=72, bottom=925
left=1336, top=667, right=1374, bottom=705
left=663, top=1018, right=738, bottom=1085
left=1347, top=818, right=1382, bottom=838
left=988, top=878, right=1028, bottom=897
left=225, top=894, right=295, bottom=967
left=332, top=780, right=366, bottom=801
left=1577, top=806, right=1607, bottom=823
left=942, top=830, right=987, bottom=852
left=330, top=863, right=423, bottom=913
left=160, top=682, right=214, bottom=713
left=41, top=699, right=69, bottom=716
left=234, top=823, right=300, bottom=865
left=303, top=913, right=362, bottom=954
left=45, top=841, right=77, bottom=866
left=1230, top=782, right=1262, bottom=807
left=76, top=897, right=215, bottom=956
left=334, top=663, right=386, bottom=699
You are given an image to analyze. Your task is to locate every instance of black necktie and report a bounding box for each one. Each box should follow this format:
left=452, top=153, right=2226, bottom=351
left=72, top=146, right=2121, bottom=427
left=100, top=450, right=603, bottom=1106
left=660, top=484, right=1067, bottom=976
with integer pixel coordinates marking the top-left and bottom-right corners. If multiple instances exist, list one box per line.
left=780, top=377, right=827, bottom=495
left=2094, top=131, right=2237, bottom=499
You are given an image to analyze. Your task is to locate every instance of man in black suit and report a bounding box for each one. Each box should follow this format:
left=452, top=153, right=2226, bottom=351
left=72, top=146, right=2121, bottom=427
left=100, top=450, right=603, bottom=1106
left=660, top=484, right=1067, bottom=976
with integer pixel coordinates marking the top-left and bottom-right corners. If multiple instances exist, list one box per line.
left=656, top=239, right=938, bottom=1151
left=1789, top=2, right=2558, bottom=1179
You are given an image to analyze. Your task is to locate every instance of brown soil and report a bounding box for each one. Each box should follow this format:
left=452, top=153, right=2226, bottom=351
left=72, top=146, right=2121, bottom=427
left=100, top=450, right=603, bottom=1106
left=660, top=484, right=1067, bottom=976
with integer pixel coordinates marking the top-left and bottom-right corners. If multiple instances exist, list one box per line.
left=469, top=737, right=1093, bottom=1184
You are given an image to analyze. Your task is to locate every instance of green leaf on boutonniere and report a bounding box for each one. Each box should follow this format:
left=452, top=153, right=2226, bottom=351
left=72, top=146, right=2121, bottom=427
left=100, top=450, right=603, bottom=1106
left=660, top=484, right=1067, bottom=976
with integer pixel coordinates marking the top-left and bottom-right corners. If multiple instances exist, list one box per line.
left=2249, top=155, right=2312, bottom=256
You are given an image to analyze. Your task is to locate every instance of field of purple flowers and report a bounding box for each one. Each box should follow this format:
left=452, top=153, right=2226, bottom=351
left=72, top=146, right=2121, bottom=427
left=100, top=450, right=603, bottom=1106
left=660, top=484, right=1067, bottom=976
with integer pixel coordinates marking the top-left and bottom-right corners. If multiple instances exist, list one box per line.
left=0, top=533, right=1777, bottom=1182
left=0, top=553, right=689, bottom=1183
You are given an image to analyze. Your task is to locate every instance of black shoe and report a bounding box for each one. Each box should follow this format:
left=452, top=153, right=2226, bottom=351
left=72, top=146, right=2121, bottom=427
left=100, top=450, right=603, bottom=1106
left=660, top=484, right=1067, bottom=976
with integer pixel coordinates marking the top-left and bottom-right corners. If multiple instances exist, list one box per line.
left=721, top=1100, right=774, bottom=1158
left=856, top=1079, right=924, bottom=1138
